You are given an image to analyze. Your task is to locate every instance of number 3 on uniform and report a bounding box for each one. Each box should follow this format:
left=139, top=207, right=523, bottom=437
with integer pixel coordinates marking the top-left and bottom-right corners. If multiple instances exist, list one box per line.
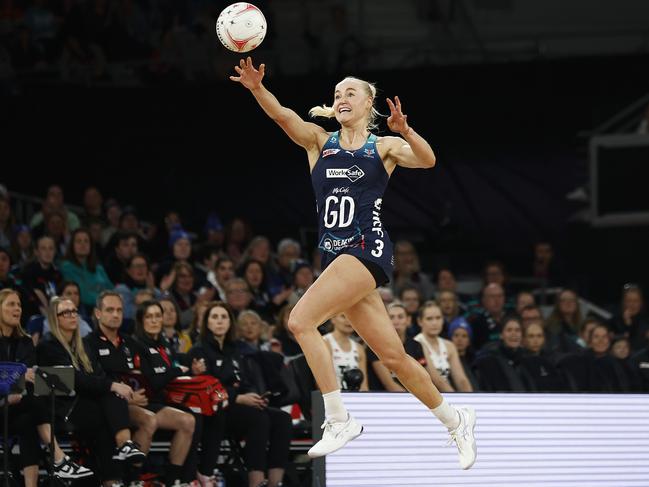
left=372, top=239, right=384, bottom=257
left=324, top=195, right=355, bottom=228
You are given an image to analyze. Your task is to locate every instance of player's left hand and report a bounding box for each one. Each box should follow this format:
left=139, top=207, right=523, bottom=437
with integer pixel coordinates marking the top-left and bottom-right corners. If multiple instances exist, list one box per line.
left=386, top=96, right=410, bottom=136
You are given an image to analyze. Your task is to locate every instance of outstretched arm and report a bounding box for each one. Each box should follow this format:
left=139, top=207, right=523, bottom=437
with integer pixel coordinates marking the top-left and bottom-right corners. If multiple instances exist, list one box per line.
left=383, top=96, right=436, bottom=169
left=230, top=57, right=326, bottom=151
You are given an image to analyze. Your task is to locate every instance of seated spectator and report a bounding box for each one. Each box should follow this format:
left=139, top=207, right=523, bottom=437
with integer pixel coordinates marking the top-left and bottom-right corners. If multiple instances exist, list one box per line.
left=482, top=260, right=514, bottom=299
left=392, top=240, right=434, bottom=299
left=225, top=277, right=254, bottom=317
left=37, top=296, right=146, bottom=485
left=545, top=289, right=582, bottom=353
left=270, top=238, right=301, bottom=297
left=114, top=253, right=160, bottom=321
left=437, top=290, right=463, bottom=334
left=468, top=283, right=508, bottom=351
left=366, top=301, right=441, bottom=392
left=610, top=283, right=649, bottom=352
left=170, top=261, right=198, bottom=327
left=272, top=304, right=302, bottom=361
left=239, top=258, right=274, bottom=321
left=520, top=322, right=565, bottom=391
left=156, top=228, right=194, bottom=287
left=473, top=316, right=533, bottom=392
left=399, top=284, right=422, bottom=337
left=80, top=186, right=104, bottom=226
left=224, top=217, right=253, bottom=266
left=287, top=260, right=314, bottom=308
left=207, top=256, right=235, bottom=301
left=519, top=304, right=543, bottom=328
left=414, top=301, right=472, bottom=392
left=576, top=317, right=599, bottom=349
left=104, top=231, right=139, bottom=284
left=186, top=298, right=210, bottom=344
left=20, top=234, right=62, bottom=311
left=193, top=243, right=220, bottom=290
left=43, top=209, right=69, bottom=257
left=0, top=289, right=92, bottom=486
left=0, top=248, right=39, bottom=323
left=189, top=301, right=292, bottom=487
left=0, top=194, right=13, bottom=248
left=236, top=309, right=271, bottom=355
left=101, top=200, right=121, bottom=247
left=435, top=268, right=457, bottom=293
left=377, top=285, right=394, bottom=305
left=60, top=228, right=112, bottom=309
left=515, top=291, right=536, bottom=315
left=532, top=241, right=566, bottom=287
left=630, top=346, right=649, bottom=392
left=240, top=236, right=273, bottom=271
left=27, top=280, right=93, bottom=345
left=11, top=224, right=33, bottom=268
left=448, top=318, right=479, bottom=391
left=203, top=212, right=225, bottom=249
left=29, top=185, right=80, bottom=233
left=160, top=295, right=192, bottom=355
left=130, top=300, right=198, bottom=486
left=323, top=312, right=369, bottom=391
left=584, top=323, right=634, bottom=391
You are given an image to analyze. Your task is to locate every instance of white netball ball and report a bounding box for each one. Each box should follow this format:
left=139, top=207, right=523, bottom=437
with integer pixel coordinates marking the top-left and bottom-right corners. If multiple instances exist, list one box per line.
left=216, top=3, right=267, bottom=53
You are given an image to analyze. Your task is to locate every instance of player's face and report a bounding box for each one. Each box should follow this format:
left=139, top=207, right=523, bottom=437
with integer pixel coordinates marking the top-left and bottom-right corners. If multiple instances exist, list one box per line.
left=333, top=79, right=371, bottom=126
left=419, top=306, right=444, bottom=337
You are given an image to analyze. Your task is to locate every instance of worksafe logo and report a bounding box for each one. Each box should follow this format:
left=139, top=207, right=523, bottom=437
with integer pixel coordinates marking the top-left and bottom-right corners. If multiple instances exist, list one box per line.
left=326, top=165, right=365, bottom=182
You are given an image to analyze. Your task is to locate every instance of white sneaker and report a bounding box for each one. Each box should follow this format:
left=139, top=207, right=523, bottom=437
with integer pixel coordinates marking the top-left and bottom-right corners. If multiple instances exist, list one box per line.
left=307, top=414, right=363, bottom=458
left=447, top=407, right=477, bottom=469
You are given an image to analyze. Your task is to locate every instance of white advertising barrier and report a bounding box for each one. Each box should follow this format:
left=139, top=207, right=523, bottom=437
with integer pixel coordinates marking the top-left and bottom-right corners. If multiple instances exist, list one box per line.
left=313, top=393, right=649, bottom=487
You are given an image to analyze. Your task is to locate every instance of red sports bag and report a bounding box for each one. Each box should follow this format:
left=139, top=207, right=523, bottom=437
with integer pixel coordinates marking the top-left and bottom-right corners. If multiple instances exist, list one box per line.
left=163, top=375, right=228, bottom=416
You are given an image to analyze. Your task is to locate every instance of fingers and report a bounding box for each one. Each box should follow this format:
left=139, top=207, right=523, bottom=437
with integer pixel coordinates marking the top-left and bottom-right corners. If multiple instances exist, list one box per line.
left=239, top=58, right=245, bottom=68
left=229, top=75, right=241, bottom=82
left=234, top=65, right=243, bottom=74
left=386, top=97, right=396, bottom=112
left=395, top=95, right=402, bottom=110
left=259, top=63, right=265, bottom=75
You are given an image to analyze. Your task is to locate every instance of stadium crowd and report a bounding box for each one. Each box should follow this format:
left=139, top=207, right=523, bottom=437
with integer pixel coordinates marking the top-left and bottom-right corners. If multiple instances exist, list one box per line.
left=1, top=182, right=648, bottom=487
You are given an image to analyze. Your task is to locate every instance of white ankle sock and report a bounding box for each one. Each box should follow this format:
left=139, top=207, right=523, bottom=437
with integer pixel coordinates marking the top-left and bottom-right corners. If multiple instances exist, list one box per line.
left=323, top=389, right=348, bottom=422
left=431, top=399, right=460, bottom=430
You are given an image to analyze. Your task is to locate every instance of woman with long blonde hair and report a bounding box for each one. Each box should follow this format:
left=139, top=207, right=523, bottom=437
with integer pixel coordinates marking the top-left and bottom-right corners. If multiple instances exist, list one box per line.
left=37, top=296, right=146, bottom=485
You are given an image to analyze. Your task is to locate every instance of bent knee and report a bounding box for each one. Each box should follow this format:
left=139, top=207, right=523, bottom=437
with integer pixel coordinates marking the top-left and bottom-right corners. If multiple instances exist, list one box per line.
left=181, top=413, right=195, bottom=433
left=381, top=351, right=410, bottom=373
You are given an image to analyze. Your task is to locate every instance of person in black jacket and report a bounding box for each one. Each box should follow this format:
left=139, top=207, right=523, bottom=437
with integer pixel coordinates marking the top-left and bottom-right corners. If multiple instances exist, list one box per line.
left=0, top=289, right=92, bottom=485
left=521, top=322, right=566, bottom=391
left=36, top=296, right=146, bottom=486
left=131, top=300, right=197, bottom=486
left=189, top=301, right=292, bottom=487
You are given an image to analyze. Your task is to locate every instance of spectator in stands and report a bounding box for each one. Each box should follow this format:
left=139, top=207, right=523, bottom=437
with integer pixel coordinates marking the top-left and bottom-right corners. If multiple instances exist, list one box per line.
left=436, top=268, right=457, bottom=293
left=236, top=309, right=271, bottom=355
left=469, top=283, right=507, bottom=351
left=114, top=253, right=160, bottom=322
left=414, top=301, right=472, bottom=392
left=323, top=312, right=369, bottom=391
left=239, top=258, right=274, bottom=321
left=473, top=316, right=532, bottom=392
left=81, top=186, right=104, bottom=226
left=29, top=185, right=80, bottom=233
left=531, top=241, right=565, bottom=287
left=392, top=240, right=434, bottom=299
left=225, top=217, right=253, bottom=265
left=0, top=289, right=93, bottom=486
left=272, top=304, right=302, bottom=361
left=203, top=212, right=225, bottom=249
left=399, top=284, right=422, bottom=337
left=131, top=300, right=198, bottom=486
left=104, top=231, right=139, bottom=284
left=437, top=290, right=463, bottom=333
left=225, top=277, right=254, bottom=317
left=367, top=301, right=428, bottom=392
left=20, top=234, right=62, bottom=311
left=160, top=296, right=192, bottom=355
left=576, top=317, right=599, bottom=349
left=519, top=304, right=543, bottom=328
left=10, top=224, right=33, bottom=268
left=37, top=296, right=146, bottom=485
left=515, top=291, right=536, bottom=315
left=287, top=259, right=314, bottom=307
left=208, top=255, right=235, bottom=301
left=156, top=228, right=194, bottom=287
left=0, top=247, right=39, bottom=322
left=586, top=323, right=636, bottom=391
left=482, top=260, right=515, bottom=299
left=170, top=261, right=198, bottom=327
left=60, top=228, right=112, bottom=309
left=520, top=322, right=565, bottom=391
left=546, top=289, right=582, bottom=353
left=0, top=194, right=14, bottom=248
left=187, top=299, right=210, bottom=344
left=448, top=318, right=479, bottom=391
left=101, top=199, right=121, bottom=246
left=43, top=209, right=69, bottom=257
left=189, top=301, right=292, bottom=487
left=241, top=236, right=273, bottom=270
left=193, top=243, right=220, bottom=290
left=270, top=238, right=301, bottom=300
left=610, top=283, right=649, bottom=351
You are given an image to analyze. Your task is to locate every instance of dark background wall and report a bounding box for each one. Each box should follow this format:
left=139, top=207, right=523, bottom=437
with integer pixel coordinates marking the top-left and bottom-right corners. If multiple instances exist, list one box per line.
left=4, top=53, right=649, bottom=302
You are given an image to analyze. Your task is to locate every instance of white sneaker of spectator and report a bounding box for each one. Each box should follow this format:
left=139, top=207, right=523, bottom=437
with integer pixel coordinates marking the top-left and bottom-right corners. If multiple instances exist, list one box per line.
left=307, top=413, right=363, bottom=458
left=53, top=455, right=94, bottom=479
left=447, top=407, right=477, bottom=469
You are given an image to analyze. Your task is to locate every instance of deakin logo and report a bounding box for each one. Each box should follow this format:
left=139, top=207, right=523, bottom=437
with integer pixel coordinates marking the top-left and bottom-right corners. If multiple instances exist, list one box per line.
left=326, top=165, right=365, bottom=182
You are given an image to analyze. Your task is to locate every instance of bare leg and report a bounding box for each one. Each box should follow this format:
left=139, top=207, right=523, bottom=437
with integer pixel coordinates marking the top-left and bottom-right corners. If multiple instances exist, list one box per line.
left=36, top=423, right=65, bottom=463
left=129, top=405, right=157, bottom=453
left=268, top=468, right=284, bottom=487
left=115, top=428, right=131, bottom=447
left=155, top=407, right=194, bottom=465
left=22, top=465, right=38, bottom=487
left=344, top=291, right=444, bottom=409
left=248, top=470, right=264, bottom=487
left=287, top=255, right=376, bottom=393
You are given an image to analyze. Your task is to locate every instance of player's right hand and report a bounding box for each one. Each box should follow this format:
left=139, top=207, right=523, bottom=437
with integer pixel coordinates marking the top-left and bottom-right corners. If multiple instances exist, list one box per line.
left=230, top=56, right=265, bottom=90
